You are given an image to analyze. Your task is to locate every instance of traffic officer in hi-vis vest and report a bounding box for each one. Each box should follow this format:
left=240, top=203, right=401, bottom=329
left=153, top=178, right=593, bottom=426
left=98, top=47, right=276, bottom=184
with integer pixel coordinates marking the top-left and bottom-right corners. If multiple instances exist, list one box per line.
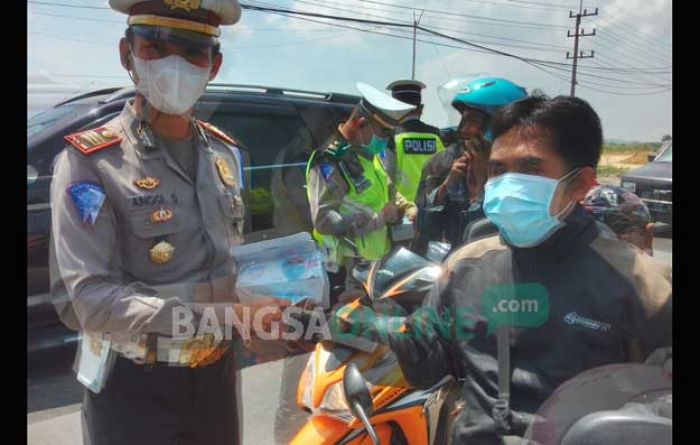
left=384, top=79, right=445, bottom=206
left=49, top=1, right=288, bottom=443
left=306, top=82, right=415, bottom=293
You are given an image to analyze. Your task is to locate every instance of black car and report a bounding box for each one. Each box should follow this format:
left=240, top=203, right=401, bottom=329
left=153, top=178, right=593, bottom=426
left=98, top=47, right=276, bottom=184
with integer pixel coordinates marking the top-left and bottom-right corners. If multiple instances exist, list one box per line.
left=27, top=84, right=359, bottom=357
left=620, top=142, right=672, bottom=225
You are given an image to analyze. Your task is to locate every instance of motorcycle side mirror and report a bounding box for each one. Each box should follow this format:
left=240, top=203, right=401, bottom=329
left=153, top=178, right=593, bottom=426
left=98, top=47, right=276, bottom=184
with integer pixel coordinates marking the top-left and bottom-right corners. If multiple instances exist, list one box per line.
left=343, top=362, right=380, bottom=445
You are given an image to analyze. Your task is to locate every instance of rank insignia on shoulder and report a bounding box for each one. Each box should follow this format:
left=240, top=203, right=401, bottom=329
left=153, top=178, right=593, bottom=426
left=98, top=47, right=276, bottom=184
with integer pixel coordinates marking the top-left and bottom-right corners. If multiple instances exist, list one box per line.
left=325, top=142, right=350, bottom=159
left=319, top=163, right=335, bottom=182
left=65, top=127, right=121, bottom=156
left=196, top=120, right=241, bottom=147
left=67, top=181, right=106, bottom=225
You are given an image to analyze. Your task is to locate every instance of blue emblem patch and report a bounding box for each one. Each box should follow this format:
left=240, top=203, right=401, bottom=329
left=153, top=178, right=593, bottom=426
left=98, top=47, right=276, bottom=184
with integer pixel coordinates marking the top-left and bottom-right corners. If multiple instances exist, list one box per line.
left=319, top=163, right=335, bottom=182
left=67, top=181, right=106, bottom=224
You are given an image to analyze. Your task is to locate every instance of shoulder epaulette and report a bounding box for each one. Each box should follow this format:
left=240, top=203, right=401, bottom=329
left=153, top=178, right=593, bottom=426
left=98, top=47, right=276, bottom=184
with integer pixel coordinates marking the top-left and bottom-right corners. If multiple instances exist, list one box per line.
left=197, top=120, right=242, bottom=147
left=320, top=137, right=351, bottom=160
left=64, top=127, right=121, bottom=156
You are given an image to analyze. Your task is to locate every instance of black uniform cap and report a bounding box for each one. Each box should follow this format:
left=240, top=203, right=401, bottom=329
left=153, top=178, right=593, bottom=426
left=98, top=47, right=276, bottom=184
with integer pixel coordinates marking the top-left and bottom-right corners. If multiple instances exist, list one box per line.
left=386, top=79, right=426, bottom=107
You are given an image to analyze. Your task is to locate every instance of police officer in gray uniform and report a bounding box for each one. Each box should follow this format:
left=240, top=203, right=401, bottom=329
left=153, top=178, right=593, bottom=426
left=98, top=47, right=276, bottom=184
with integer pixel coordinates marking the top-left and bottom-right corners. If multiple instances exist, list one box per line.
left=49, top=1, right=287, bottom=444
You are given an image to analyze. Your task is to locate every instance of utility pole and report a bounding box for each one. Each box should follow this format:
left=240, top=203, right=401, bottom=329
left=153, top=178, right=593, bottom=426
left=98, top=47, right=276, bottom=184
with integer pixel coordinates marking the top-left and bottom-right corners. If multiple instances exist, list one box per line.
left=567, top=0, right=597, bottom=96
left=412, top=10, right=424, bottom=80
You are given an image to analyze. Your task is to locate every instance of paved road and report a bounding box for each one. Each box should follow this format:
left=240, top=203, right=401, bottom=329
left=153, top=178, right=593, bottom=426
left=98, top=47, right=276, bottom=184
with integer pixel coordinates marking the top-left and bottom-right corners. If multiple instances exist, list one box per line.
left=28, top=353, right=308, bottom=445
left=27, top=236, right=672, bottom=445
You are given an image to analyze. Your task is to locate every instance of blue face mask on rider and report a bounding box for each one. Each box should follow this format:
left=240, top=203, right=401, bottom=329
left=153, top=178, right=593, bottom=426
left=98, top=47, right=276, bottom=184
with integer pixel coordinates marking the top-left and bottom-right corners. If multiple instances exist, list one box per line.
left=483, top=169, right=581, bottom=247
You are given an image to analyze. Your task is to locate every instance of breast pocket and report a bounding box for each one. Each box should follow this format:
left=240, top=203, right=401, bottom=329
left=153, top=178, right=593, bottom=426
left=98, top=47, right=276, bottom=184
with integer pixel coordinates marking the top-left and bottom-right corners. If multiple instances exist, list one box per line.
left=128, top=206, right=183, bottom=238
left=124, top=204, right=186, bottom=273
left=219, top=192, right=245, bottom=246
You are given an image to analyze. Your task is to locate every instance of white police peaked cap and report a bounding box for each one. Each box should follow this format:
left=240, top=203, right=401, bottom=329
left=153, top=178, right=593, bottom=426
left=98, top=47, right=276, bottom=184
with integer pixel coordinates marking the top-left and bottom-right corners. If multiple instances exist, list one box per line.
left=356, top=82, right=416, bottom=129
left=110, top=0, right=242, bottom=37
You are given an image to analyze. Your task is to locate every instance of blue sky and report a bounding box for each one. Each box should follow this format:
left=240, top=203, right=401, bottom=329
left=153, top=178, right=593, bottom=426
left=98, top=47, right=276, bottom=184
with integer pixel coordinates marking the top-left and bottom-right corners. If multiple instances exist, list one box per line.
left=28, top=0, right=671, bottom=141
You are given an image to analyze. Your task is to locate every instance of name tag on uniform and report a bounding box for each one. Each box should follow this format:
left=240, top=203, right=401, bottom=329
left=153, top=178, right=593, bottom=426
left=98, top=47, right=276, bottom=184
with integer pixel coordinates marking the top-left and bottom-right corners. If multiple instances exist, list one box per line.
left=403, top=138, right=437, bottom=155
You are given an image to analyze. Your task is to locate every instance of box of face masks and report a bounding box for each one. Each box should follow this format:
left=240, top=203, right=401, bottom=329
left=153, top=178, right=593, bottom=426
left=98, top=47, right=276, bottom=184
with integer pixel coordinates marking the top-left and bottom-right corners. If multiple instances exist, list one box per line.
left=232, top=232, right=330, bottom=308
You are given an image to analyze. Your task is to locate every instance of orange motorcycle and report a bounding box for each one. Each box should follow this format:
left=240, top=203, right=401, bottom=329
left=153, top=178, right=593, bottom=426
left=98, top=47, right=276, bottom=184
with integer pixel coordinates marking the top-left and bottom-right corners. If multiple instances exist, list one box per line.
left=290, top=247, right=462, bottom=445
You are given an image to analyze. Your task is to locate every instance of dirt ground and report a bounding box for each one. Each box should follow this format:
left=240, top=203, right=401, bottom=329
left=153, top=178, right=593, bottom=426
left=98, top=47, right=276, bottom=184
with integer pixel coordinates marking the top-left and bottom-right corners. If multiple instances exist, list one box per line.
left=599, top=152, right=650, bottom=169
left=597, top=150, right=653, bottom=186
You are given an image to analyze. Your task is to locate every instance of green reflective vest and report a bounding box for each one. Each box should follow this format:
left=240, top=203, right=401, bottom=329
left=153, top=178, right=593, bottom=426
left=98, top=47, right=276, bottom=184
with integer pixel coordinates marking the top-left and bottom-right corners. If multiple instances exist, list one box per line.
left=307, top=150, right=391, bottom=262
left=394, top=132, right=445, bottom=202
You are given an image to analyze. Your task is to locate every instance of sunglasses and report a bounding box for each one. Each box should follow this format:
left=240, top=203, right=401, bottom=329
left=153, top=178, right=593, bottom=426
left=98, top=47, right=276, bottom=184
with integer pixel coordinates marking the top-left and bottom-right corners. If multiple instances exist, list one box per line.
left=130, top=25, right=218, bottom=67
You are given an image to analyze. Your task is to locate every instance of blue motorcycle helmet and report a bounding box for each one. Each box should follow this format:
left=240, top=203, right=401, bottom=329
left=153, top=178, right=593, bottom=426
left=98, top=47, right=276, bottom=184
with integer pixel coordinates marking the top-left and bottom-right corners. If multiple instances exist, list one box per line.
left=449, top=77, right=528, bottom=141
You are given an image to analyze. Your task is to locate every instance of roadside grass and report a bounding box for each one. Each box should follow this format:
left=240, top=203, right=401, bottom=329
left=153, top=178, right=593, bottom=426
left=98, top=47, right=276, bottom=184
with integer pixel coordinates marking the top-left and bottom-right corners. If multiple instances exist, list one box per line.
left=602, top=143, right=661, bottom=153
left=621, top=150, right=654, bottom=164
left=597, top=164, right=630, bottom=177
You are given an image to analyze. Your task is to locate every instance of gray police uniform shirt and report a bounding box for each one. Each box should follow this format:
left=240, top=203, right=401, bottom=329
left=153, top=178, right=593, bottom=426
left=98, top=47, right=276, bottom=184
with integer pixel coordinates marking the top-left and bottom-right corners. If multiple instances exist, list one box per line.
left=49, top=100, right=245, bottom=337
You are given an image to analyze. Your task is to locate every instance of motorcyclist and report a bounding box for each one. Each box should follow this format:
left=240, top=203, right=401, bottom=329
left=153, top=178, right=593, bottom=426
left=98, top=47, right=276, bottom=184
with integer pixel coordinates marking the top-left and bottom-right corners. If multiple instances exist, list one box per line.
left=385, top=94, right=672, bottom=444
left=412, top=77, right=528, bottom=255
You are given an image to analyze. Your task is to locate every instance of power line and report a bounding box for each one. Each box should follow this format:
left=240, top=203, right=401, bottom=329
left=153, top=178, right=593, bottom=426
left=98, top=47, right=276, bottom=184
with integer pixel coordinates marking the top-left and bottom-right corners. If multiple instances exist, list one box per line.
left=598, top=24, right=671, bottom=61
left=578, top=83, right=672, bottom=96
left=594, top=19, right=671, bottom=61
left=243, top=1, right=672, bottom=90
left=595, top=6, right=672, bottom=50
left=354, top=0, right=571, bottom=29
left=28, top=1, right=109, bottom=9
left=503, top=0, right=573, bottom=7
left=427, top=32, right=452, bottom=80
left=591, top=36, right=671, bottom=73
left=532, top=61, right=671, bottom=95
left=29, top=0, right=673, bottom=95
left=27, top=1, right=564, bottom=54
left=30, top=31, right=113, bottom=46
left=29, top=10, right=124, bottom=24
left=535, top=60, right=670, bottom=89
left=233, top=31, right=353, bottom=49
left=470, top=0, right=572, bottom=12
left=595, top=32, right=670, bottom=65
left=593, top=52, right=671, bottom=85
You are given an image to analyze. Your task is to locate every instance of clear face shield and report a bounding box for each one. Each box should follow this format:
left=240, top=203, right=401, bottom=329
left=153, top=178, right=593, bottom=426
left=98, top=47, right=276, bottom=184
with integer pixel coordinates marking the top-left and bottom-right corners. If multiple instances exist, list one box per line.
left=437, top=74, right=493, bottom=128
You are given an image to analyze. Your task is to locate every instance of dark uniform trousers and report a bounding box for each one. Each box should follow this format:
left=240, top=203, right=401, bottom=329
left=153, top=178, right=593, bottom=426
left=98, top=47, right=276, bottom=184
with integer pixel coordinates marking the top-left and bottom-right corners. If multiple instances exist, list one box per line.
left=82, top=349, right=240, bottom=445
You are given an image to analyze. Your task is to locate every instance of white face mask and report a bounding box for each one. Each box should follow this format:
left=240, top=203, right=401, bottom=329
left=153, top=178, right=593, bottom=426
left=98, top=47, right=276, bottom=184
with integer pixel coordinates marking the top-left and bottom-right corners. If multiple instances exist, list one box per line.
left=131, top=54, right=211, bottom=115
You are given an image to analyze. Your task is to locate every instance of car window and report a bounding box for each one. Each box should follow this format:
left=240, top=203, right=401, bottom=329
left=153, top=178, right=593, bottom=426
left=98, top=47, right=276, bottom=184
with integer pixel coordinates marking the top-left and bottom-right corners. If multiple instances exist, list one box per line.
left=656, top=144, right=672, bottom=162
left=27, top=103, right=83, bottom=140
left=196, top=104, right=317, bottom=240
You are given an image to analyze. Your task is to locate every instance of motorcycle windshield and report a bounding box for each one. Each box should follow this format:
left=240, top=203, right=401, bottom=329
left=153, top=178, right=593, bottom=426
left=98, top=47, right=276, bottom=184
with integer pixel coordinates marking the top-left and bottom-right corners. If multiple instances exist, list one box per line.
left=368, top=247, right=436, bottom=300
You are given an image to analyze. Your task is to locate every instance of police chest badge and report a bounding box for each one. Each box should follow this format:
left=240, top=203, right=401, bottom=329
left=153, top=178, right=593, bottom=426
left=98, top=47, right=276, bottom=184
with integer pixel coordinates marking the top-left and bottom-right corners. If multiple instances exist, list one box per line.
left=164, top=0, right=201, bottom=12
left=134, top=176, right=160, bottom=190
left=215, top=158, right=236, bottom=187
left=149, top=240, right=175, bottom=264
left=150, top=207, right=174, bottom=224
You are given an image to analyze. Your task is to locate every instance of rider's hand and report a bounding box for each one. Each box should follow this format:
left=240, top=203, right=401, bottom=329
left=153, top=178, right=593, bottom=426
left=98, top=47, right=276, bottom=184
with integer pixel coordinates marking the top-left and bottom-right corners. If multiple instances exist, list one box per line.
left=437, top=153, right=471, bottom=204
left=444, top=152, right=471, bottom=189
left=236, top=297, right=290, bottom=340
left=405, top=206, right=418, bottom=222
left=645, top=346, right=672, bottom=374
left=381, top=203, right=400, bottom=224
